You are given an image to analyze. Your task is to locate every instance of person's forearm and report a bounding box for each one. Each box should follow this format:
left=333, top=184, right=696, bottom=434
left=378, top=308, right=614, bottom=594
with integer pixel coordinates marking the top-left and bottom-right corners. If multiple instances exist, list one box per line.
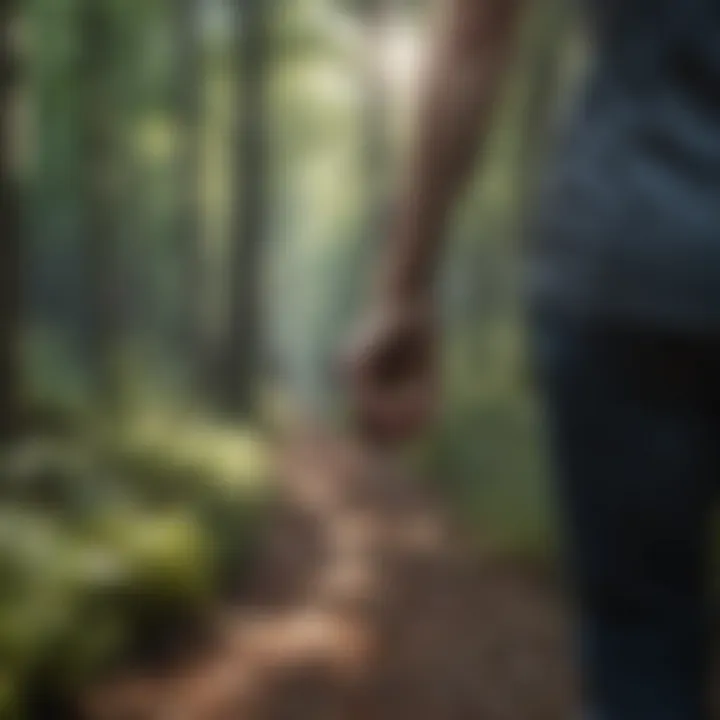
left=381, top=0, right=522, bottom=301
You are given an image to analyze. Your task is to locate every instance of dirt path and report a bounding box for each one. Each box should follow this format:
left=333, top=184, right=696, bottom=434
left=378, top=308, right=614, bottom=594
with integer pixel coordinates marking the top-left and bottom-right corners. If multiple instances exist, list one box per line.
left=84, top=434, right=576, bottom=720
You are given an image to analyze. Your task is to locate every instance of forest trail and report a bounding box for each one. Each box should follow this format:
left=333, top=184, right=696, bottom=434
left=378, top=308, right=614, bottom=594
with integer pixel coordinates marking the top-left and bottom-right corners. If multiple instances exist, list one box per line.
left=84, top=432, right=575, bottom=720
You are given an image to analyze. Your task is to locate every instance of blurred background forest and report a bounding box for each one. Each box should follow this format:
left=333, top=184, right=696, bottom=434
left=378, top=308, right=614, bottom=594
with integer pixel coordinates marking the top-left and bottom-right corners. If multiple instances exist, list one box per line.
left=0, top=0, right=587, bottom=716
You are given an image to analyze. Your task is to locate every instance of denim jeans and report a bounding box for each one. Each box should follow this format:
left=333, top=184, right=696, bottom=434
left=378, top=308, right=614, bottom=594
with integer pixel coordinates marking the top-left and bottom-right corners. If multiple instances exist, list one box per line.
left=531, top=311, right=720, bottom=720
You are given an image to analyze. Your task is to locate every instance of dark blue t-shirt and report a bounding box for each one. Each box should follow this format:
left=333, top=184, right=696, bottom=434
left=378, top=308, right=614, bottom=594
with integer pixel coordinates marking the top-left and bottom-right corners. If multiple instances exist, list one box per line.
left=528, top=0, right=720, bottom=329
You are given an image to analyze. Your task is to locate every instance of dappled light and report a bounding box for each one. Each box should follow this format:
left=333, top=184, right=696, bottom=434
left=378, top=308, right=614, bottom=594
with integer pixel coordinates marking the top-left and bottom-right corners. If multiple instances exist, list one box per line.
left=82, top=433, right=576, bottom=720
left=7, top=0, right=720, bottom=717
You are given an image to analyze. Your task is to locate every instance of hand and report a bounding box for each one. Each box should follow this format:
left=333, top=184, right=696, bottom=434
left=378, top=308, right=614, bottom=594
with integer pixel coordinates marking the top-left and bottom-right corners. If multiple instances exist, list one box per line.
left=342, top=298, right=440, bottom=445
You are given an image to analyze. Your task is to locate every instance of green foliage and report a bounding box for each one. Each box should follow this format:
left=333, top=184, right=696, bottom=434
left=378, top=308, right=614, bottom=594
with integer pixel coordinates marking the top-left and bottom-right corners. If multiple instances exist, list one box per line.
left=0, top=421, right=270, bottom=717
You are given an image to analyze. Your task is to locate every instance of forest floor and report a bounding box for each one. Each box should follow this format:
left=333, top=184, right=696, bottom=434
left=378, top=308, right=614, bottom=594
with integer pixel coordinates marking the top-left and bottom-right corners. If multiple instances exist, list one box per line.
left=83, top=431, right=578, bottom=720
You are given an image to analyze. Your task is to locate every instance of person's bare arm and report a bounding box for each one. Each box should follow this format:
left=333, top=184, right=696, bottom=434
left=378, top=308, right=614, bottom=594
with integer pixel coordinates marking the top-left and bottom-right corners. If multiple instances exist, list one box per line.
left=346, top=0, right=525, bottom=442
left=381, top=0, right=524, bottom=302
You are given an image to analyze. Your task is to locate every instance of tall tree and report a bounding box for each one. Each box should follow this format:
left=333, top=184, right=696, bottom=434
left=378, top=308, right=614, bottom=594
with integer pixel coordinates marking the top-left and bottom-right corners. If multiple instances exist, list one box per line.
left=516, top=0, right=576, bottom=218
left=78, top=0, right=124, bottom=407
left=330, top=0, right=393, bottom=346
left=173, top=0, right=205, bottom=397
left=222, top=0, right=271, bottom=416
left=0, top=0, right=21, bottom=439
left=360, top=0, right=392, bottom=248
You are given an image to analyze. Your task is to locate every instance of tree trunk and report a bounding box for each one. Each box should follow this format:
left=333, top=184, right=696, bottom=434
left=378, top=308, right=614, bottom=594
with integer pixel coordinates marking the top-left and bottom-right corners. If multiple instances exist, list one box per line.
left=516, top=0, right=575, bottom=219
left=79, top=0, right=123, bottom=408
left=222, top=0, right=270, bottom=417
left=334, top=0, right=392, bottom=314
left=0, top=0, right=21, bottom=440
left=174, top=0, right=205, bottom=398
left=332, top=0, right=392, bottom=337
left=360, top=0, right=392, bottom=249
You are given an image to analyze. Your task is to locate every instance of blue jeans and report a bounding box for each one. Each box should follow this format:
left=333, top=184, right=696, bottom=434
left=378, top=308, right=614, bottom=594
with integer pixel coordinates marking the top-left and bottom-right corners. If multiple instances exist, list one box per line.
left=532, top=312, right=720, bottom=720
